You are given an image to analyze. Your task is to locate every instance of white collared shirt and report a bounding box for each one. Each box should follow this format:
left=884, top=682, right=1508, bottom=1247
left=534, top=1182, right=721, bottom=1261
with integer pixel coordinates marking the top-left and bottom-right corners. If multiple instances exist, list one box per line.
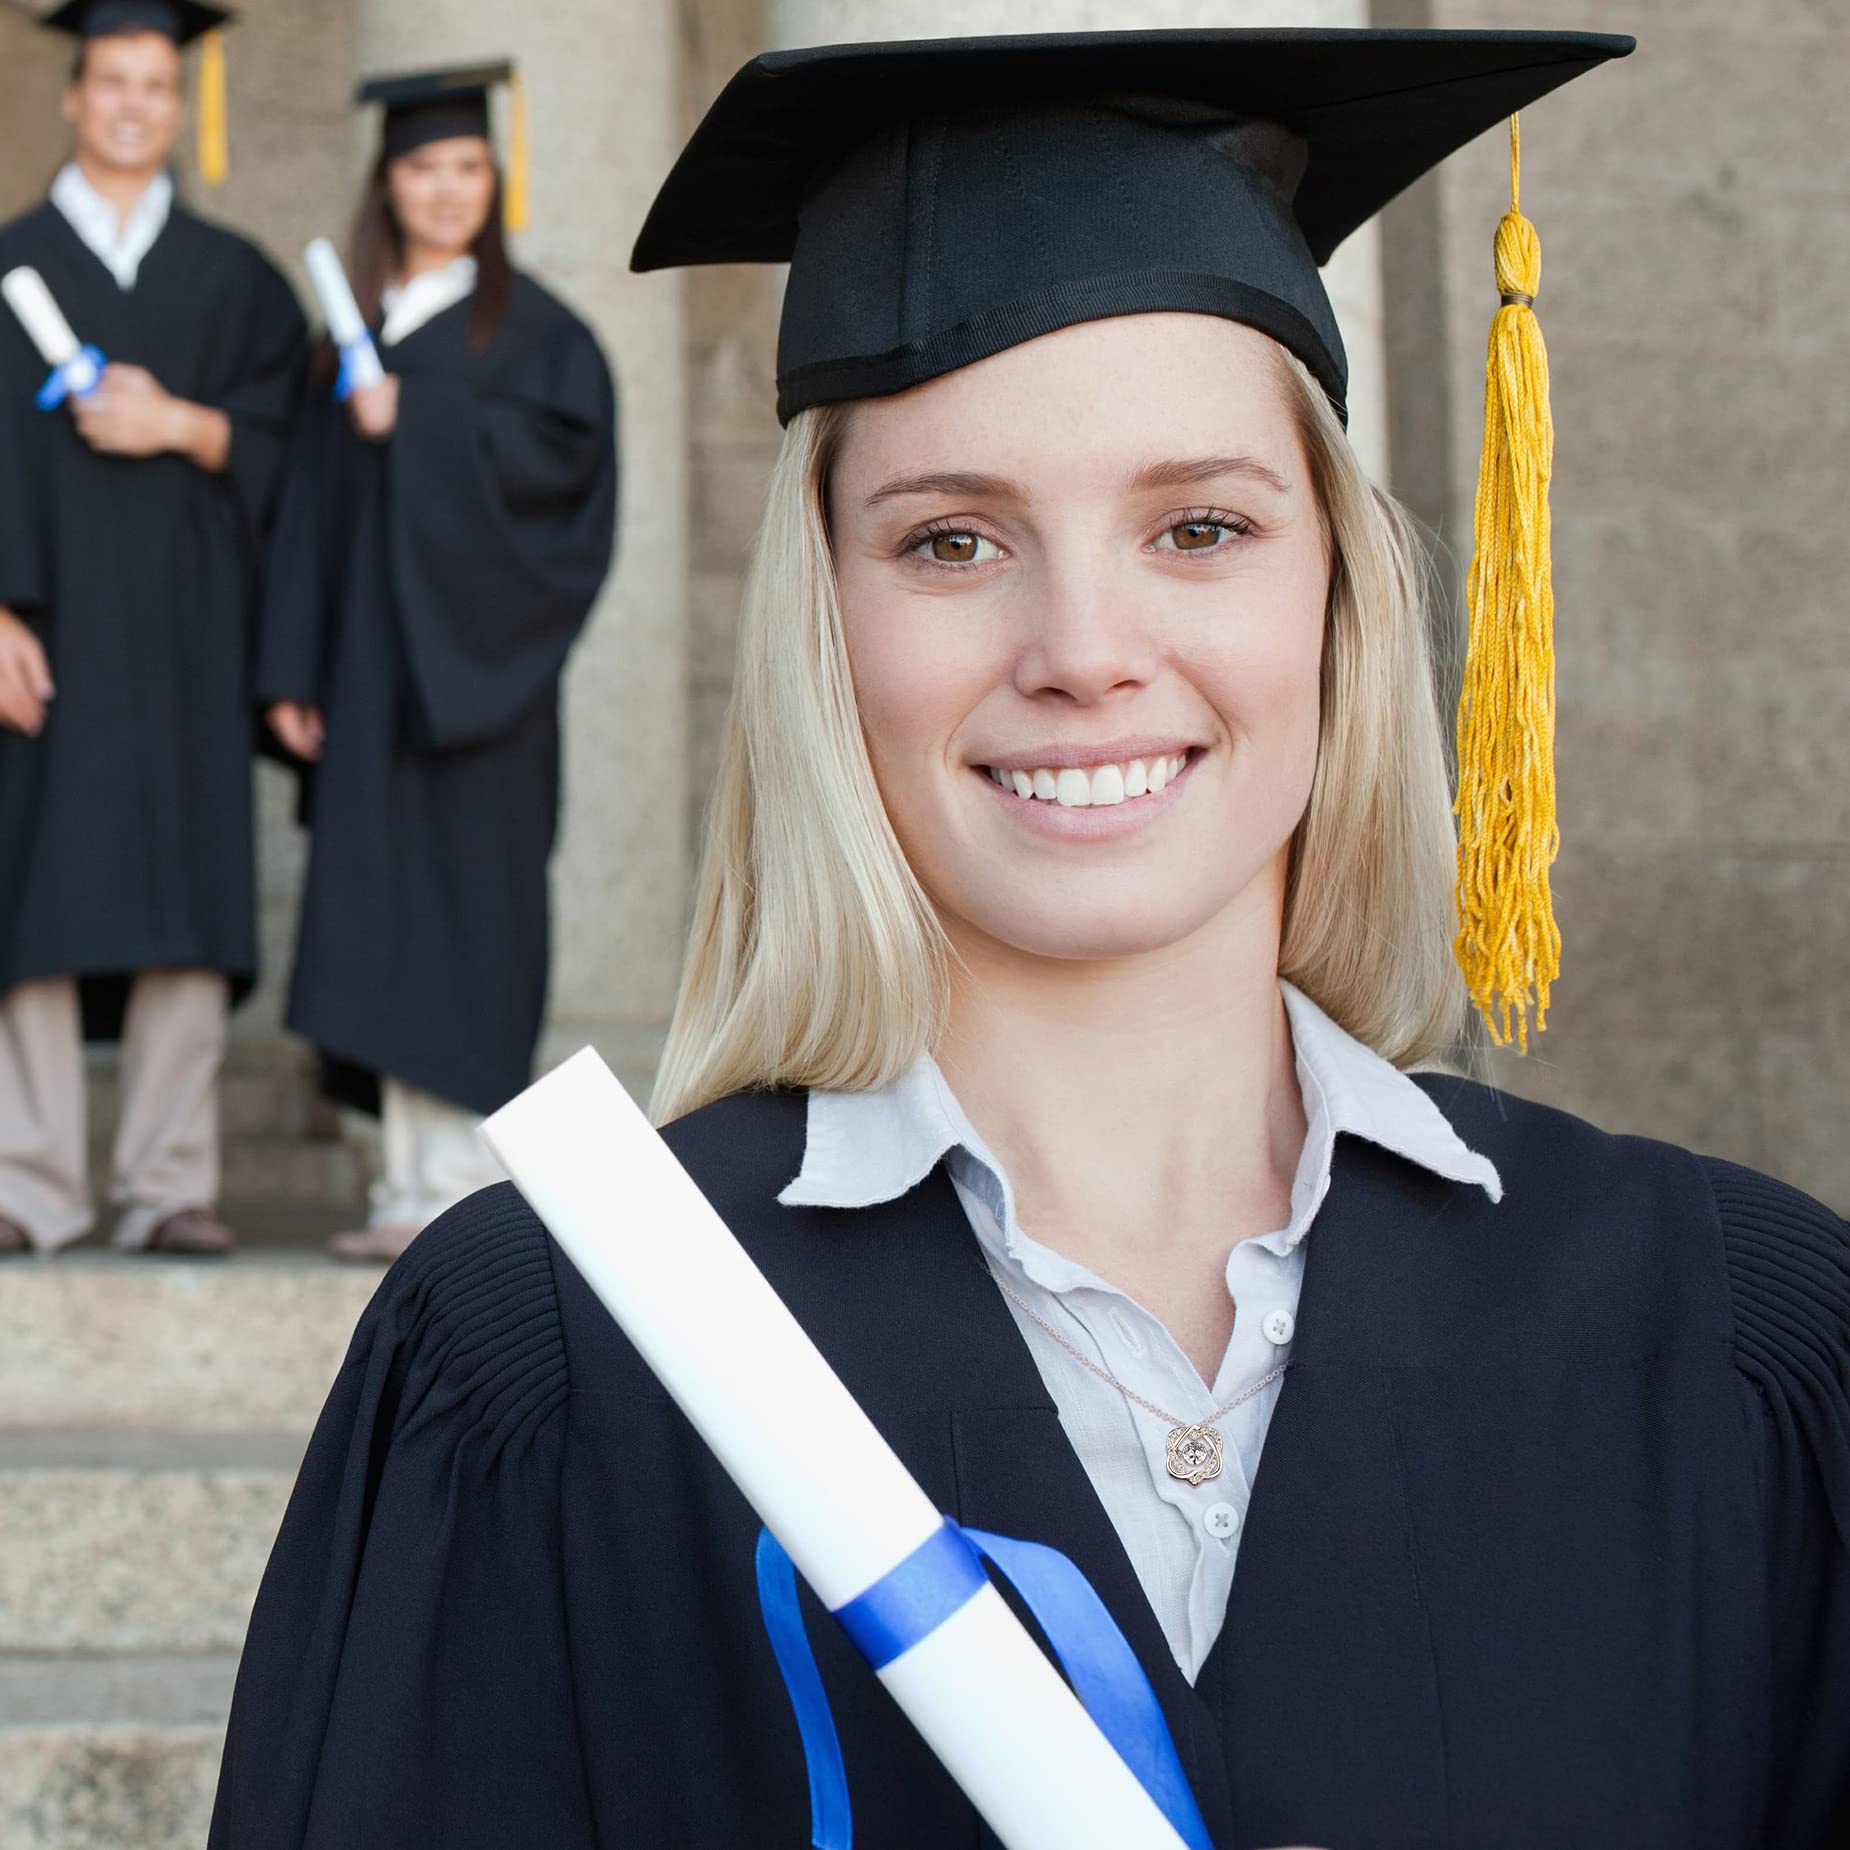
left=780, top=982, right=1502, bottom=1681
left=379, top=255, right=477, bottom=348
left=50, top=162, right=173, bottom=292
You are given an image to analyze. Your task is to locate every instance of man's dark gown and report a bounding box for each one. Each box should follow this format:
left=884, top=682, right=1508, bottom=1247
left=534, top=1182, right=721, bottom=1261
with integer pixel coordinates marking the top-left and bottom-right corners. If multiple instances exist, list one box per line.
left=256, top=274, right=616, bottom=1116
left=210, top=1077, right=1850, bottom=1849
left=0, top=201, right=305, bottom=1021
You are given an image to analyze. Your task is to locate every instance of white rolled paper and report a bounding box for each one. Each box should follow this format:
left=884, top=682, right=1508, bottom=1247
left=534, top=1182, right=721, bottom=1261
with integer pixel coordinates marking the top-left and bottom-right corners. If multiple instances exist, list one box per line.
left=482, top=1049, right=1192, bottom=1850
left=302, top=238, right=384, bottom=390
left=2, top=266, right=81, bottom=368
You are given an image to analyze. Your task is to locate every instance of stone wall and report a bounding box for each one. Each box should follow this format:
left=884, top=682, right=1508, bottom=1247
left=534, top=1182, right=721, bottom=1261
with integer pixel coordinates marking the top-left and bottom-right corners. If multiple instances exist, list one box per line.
left=1385, top=0, right=1850, bottom=1206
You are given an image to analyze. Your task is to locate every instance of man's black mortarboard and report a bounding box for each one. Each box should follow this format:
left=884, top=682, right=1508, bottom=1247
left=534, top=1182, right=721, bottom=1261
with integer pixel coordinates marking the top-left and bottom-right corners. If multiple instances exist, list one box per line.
left=632, top=29, right=1631, bottom=427
left=43, top=0, right=235, bottom=183
left=635, top=28, right=1638, bottom=1052
left=356, top=63, right=528, bottom=229
left=42, top=0, right=228, bottom=44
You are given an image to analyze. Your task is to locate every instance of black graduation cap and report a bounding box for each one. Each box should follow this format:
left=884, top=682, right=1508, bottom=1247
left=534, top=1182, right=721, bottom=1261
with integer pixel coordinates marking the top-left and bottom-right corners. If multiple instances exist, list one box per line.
left=357, top=62, right=514, bottom=161
left=631, top=28, right=1634, bottom=425
left=40, top=0, right=230, bottom=45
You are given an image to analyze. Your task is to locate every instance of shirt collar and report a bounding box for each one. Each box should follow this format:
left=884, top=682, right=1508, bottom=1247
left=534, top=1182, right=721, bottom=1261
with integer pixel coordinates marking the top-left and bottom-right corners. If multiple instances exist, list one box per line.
left=380, top=255, right=478, bottom=347
left=778, top=981, right=1502, bottom=1236
left=50, top=162, right=172, bottom=291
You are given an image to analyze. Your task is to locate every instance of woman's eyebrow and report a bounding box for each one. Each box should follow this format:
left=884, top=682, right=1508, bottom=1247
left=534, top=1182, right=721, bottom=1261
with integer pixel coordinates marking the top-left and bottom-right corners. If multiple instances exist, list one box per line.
left=1131, top=454, right=1292, bottom=496
left=862, top=469, right=1023, bottom=509
left=862, top=453, right=1292, bottom=510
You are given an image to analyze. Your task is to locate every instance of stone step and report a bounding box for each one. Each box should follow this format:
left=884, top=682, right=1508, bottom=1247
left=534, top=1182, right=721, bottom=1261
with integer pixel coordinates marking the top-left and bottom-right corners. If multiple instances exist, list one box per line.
left=0, top=1720, right=220, bottom=1850
left=84, top=1040, right=336, bottom=1147
left=0, top=1444, right=299, bottom=1657
left=0, top=1260, right=377, bottom=1434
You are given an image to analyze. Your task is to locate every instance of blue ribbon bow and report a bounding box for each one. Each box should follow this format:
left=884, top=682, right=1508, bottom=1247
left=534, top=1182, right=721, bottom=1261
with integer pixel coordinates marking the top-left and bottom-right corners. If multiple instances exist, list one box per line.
left=35, top=344, right=105, bottom=411
left=756, top=1516, right=1214, bottom=1850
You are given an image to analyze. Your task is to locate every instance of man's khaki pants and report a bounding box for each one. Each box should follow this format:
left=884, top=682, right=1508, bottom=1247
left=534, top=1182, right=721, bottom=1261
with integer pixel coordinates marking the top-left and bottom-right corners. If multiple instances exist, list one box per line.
left=0, top=969, right=228, bottom=1251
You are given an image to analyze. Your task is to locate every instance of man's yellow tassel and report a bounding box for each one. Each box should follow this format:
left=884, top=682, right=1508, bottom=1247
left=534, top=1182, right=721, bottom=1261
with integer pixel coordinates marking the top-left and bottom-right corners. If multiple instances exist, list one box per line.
left=504, top=68, right=530, bottom=232
left=196, top=28, right=228, bottom=185
left=1454, top=114, right=1560, bottom=1052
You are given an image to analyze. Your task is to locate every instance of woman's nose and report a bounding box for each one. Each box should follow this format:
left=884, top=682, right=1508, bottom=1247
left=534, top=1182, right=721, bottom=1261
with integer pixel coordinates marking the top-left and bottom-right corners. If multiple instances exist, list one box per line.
left=1010, top=566, right=1160, bottom=706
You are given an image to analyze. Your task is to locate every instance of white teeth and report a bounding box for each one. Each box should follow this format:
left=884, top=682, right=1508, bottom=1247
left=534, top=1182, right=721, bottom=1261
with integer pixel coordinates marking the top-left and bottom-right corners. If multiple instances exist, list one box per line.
left=986, top=752, right=1193, bottom=805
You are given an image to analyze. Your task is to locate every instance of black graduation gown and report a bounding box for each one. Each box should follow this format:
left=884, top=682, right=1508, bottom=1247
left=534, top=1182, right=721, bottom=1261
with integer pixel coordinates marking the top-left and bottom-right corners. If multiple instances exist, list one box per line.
left=0, top=200, right=305, bottom=1018
left=209, top=1078, right=1850, bottom=1849
left=256, top=275, right=616, bottom=1116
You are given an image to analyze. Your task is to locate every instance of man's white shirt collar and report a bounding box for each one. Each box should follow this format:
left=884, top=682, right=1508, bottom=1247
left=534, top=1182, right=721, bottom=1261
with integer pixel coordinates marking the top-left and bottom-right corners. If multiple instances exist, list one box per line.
left=779, top=981, right=1502, bottom=1247
left=51, top=163, right=172, bottom=292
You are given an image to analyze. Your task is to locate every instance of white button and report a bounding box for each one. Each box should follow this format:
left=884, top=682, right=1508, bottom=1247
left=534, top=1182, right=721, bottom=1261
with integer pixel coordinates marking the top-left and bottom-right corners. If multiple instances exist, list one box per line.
left=1262, top=1309, right=1295, bottom=1346
left=1202, top=1502, right=1241, bottom=1540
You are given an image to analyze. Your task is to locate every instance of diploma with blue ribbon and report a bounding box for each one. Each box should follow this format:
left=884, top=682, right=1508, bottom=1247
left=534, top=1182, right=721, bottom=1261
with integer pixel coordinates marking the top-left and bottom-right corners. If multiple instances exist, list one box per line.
left=303, top=238, right=385, bottom=402
left=484, top=1050, right=1215, bottom=1850
left=1, top=267, right=106, bottom=409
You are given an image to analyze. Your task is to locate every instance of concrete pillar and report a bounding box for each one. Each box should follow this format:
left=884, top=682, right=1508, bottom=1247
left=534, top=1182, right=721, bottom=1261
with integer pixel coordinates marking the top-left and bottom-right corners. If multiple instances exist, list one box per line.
left=767, top=0, right=1389, bottom=483
left=355, top=0, right=690, bottom=1096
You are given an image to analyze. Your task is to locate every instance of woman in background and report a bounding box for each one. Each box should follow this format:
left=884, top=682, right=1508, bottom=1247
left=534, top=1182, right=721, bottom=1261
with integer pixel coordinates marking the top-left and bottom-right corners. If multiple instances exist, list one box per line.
left=260, top=63, right=617, bottom=1261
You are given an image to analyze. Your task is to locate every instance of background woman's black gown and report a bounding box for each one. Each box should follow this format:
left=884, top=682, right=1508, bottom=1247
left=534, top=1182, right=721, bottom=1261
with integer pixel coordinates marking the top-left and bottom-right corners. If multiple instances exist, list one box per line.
left=257, top=274, right=617, bottom=1115
left=209, top=1078, right=1850, bottom=1849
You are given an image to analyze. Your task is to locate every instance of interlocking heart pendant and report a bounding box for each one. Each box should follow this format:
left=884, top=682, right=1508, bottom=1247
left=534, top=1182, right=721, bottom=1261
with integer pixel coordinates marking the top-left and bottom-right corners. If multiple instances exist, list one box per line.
left=1165, top=1423, right=1223, bottom=1486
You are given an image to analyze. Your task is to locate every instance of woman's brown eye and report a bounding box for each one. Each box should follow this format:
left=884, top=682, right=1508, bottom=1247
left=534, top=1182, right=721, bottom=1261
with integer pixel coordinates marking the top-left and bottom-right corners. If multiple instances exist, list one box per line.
left=929, top=532, right=979, bottom=563
left=1170, top=521, right=1226, bottom=551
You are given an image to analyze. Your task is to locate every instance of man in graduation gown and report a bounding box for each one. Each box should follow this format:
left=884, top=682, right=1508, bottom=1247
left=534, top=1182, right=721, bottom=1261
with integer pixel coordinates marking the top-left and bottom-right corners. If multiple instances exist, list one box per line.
left=0, top=0, right=306, bottom=1255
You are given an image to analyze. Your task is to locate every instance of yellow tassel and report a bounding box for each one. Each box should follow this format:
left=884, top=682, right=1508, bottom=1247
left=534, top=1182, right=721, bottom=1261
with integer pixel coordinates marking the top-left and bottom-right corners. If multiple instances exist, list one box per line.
left=1453, top=115, right=1561, bottom=1053
left=196, top=28, right=228, bottom=186
left=503, top=68, right=530, bottom=232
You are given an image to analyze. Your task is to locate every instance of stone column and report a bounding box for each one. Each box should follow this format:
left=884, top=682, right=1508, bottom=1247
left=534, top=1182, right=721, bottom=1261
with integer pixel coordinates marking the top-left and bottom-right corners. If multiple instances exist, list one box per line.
left=766, top=0, right=1390, bottom=483
left=355, top=0, right=690, bottom=1097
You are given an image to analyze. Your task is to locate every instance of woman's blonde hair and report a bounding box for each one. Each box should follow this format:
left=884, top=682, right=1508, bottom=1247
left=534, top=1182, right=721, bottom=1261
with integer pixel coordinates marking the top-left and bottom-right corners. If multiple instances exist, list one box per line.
left=650, top=345, right=1467, bottom=1124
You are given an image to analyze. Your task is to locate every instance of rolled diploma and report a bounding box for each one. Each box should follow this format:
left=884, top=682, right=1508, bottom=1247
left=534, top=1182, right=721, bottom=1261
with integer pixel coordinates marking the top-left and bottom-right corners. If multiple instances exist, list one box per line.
left=482, top=1049, right=1191, bottom=1850
left=2, top=266, right=81, bottom=368
left=303, top=238, right=384, bottom=389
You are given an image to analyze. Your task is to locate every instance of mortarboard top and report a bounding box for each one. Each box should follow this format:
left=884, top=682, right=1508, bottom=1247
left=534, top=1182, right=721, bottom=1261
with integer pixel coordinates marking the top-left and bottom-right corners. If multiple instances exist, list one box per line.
left=40, top=0, right=230, bottom=46
left=357, top=63, right=515, bottom=161
left=632, top=28, right=1634, bottom=425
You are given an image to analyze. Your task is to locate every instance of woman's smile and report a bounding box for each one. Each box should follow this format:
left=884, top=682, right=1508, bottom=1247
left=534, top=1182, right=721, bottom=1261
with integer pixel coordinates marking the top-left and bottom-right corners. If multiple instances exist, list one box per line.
left=972, top=744, right=1202, bottom=838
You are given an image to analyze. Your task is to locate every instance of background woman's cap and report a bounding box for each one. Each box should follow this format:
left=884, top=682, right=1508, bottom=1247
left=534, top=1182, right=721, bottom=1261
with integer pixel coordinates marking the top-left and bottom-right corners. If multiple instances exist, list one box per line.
left=356, top=63, right=512, bottom=160
left=631, top=28, right=1633, bottom=425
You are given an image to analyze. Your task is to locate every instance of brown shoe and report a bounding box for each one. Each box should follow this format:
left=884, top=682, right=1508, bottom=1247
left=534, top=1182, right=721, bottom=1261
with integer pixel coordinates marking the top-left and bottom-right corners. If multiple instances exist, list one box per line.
left=0, top=1216, right=33, bottom=1254
left=144, top=1208, right=236, bottom=1255
left=329, top=1222, right=421, bottom=1264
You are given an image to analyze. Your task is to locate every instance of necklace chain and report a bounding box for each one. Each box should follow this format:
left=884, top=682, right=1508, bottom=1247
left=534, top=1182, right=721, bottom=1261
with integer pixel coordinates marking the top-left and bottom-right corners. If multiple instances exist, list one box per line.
left=991, top=1270, right=1288, bottom=1430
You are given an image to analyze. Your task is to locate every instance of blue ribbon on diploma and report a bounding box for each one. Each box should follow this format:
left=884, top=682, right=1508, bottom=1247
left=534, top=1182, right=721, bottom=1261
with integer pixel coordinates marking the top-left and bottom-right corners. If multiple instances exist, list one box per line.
left=332, top=334, right=382, bottom=403
left=35, top=345, right=105, bottom=411
left=756, top=1517, right=1214, bottom=1850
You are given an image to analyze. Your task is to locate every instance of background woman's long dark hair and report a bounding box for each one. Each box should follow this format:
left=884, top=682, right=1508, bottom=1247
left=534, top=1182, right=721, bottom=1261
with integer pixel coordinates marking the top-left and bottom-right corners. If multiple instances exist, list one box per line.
left=312, top=152, right=514, bottom=386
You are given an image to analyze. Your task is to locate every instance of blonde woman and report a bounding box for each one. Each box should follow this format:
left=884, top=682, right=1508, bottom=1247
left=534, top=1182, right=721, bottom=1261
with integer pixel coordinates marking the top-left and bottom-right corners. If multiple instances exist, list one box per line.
left=213, top=31, right=1849, bottom=1850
